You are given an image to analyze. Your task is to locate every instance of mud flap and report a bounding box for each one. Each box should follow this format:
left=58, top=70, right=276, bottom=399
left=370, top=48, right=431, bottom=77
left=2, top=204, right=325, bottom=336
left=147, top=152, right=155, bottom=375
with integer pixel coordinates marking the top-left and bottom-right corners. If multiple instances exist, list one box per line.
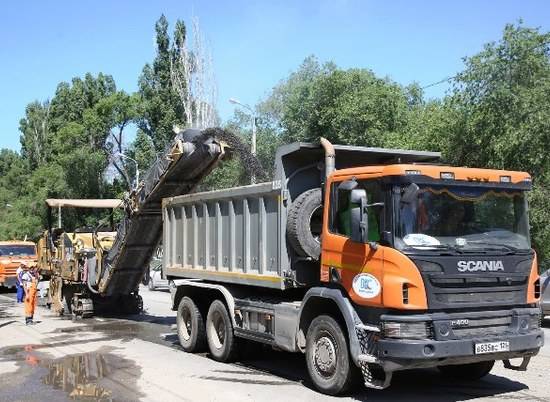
left=503, top=356, right=531, bottom=371
left=355, top=323, right=393, bottom=389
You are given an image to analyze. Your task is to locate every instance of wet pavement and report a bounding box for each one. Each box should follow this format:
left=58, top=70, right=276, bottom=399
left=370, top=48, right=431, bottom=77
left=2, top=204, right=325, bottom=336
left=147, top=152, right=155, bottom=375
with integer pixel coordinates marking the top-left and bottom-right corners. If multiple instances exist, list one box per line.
left=0, top=345, right=143, bottom=402
left=1, top=287, right=549, bottom=401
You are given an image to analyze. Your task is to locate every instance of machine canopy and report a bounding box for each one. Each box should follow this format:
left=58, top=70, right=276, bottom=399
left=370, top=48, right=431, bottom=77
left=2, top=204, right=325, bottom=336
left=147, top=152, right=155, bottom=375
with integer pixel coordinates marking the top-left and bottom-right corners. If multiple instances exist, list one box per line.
left=45, top=199, right=123, bottom=209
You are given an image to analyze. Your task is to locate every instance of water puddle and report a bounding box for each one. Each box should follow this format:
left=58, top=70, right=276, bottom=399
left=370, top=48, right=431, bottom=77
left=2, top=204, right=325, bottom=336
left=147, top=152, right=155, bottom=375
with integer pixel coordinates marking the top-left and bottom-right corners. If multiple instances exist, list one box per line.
left=43, top=353, right=115, bottom=401
left=0, top=345, right=143, bottom=401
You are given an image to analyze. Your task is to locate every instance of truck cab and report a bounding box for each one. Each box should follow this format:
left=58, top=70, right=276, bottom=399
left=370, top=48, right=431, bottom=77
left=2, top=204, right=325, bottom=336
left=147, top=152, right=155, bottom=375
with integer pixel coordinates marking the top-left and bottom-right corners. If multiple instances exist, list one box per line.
left=322, top=162, right=541, bottom=379
left=0, top=241, right=37, bottom=288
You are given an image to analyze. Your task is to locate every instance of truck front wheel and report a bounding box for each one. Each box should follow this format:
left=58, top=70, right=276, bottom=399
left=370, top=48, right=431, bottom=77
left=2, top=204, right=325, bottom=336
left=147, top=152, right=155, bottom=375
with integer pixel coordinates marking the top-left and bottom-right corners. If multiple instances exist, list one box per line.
left=438, top=360, right=495, bottom=380
left=206, top=300, right=239, bottom=362
left=177, top=296, right=206, bottom=352
left=306, top=315, right=358, bottom=395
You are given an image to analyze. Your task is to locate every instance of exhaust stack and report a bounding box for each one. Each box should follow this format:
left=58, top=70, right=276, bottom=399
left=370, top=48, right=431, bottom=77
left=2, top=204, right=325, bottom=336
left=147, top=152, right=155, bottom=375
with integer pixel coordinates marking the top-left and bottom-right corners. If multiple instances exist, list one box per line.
left=320, top=137, right=335, bottom=178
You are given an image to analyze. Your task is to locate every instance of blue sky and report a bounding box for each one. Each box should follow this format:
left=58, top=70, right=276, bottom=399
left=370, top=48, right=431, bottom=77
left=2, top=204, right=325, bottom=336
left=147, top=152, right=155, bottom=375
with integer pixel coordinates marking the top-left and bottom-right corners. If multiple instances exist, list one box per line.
left=1, top=0, right=549, bottom=151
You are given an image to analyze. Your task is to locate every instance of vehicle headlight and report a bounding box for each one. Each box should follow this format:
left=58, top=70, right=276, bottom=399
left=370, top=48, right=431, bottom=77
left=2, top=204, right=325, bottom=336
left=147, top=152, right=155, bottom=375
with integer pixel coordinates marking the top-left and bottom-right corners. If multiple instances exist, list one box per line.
left=382, top=321, right=432, bottom=339
left=526, top=313, right=541, bottom=330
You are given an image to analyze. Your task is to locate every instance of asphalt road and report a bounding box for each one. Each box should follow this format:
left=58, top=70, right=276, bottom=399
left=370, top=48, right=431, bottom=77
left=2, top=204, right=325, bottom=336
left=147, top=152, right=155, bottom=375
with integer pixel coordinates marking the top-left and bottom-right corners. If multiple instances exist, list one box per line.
left=0, top=286, right=549, bottom=402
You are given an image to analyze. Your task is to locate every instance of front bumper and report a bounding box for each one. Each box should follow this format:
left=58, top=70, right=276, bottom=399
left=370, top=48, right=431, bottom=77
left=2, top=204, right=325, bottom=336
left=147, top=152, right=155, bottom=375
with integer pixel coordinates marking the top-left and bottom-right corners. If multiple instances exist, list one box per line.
left=378, top=330, right=543, bottom=362
left=0, top=276, right=16, bottom=288
left=374, top=307, right=544, bottom=371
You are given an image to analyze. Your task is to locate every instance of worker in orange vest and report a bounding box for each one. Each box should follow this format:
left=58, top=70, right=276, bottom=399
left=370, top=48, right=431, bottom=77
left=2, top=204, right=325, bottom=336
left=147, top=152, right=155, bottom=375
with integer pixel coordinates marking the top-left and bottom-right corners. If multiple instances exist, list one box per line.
left=21, top=263, right=39, bottom=325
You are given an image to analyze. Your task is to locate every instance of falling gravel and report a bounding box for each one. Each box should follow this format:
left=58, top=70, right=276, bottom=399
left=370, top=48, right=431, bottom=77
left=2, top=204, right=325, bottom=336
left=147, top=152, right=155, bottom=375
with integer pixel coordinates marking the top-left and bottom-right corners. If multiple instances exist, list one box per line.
left=195, top=127, right=267, bottom=182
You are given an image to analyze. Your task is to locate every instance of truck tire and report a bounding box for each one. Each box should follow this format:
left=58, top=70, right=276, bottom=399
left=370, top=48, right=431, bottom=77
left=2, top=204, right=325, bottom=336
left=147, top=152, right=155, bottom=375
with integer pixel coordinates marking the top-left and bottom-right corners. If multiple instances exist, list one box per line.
left=206, top=300, right=239, bottom=362
left=177, top=296, right=206, bottom=352
left=438, top=360, right=495, bottom=380
left=287, top=188, right=323, bottom=259
left=306, top=315, right=358, bottom=395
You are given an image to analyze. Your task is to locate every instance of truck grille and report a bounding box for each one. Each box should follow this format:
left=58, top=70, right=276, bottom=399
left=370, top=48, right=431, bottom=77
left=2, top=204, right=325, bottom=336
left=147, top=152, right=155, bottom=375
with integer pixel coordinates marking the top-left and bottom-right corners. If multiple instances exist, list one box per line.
left=425, top=273, right=527, bottom=309
left=411, top=255, right=533, bottom=310
left=451, top=316, right=512, bottom=338
left=434, top=289, right=524, bottom=304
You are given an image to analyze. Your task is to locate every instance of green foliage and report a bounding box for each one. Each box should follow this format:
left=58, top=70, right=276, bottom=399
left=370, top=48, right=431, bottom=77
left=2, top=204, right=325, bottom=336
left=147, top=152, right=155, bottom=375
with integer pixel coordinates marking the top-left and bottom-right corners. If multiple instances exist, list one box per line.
left=19, top=101, right=51, bottom=168
left=127, top=130, right=157, bottom=175
left=529, top=176, right=550, bottom=270
left=442, top=23, right=550, bottom=262
left=445, top=23, right=550, bottom=175
left=258, top=56, right=410, bottom=147
left=137, top=15, right=187, bottom=151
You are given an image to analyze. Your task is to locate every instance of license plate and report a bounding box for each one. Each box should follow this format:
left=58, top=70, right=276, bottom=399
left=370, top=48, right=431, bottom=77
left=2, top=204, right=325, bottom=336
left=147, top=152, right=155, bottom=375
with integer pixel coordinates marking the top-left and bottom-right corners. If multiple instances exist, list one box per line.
left=475, top=341, right=510, bottom=354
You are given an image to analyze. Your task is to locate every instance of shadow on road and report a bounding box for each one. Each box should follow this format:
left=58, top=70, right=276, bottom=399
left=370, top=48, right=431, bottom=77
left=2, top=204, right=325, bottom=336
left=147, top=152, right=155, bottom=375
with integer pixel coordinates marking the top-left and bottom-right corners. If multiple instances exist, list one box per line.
left=119, top=312, right=176, bottom=326
left=232, top=346, right=528, bottom=401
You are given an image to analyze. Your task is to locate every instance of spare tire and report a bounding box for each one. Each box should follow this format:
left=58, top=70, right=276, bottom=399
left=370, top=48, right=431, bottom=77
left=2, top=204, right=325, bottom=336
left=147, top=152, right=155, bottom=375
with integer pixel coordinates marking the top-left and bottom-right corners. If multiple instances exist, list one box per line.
left=287, top=188, right=323, bottom=259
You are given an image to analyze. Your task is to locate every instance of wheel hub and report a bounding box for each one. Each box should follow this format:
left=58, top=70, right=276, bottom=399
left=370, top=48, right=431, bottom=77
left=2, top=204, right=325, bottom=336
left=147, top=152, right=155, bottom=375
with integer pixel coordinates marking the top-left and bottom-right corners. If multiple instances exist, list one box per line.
left=314, top=336, right=337, bottom=375
left=210, top=312, right=225, bottom=349
left=181, top=307, right=192, bottom=340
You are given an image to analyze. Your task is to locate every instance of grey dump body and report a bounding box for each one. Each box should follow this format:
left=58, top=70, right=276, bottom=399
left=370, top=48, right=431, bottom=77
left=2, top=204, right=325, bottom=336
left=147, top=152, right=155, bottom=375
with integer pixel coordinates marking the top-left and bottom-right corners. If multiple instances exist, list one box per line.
left=96, top=130, right=226, bottom=296
left=163, top=142, right=440, bottom=288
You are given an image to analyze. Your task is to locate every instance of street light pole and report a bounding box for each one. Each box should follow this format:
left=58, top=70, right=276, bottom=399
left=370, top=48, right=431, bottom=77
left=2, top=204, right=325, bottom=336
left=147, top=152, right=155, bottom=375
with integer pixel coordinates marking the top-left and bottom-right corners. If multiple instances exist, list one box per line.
left=229, top=98, right=257, bottom=184
left=116, top=152, right=140, bottom=190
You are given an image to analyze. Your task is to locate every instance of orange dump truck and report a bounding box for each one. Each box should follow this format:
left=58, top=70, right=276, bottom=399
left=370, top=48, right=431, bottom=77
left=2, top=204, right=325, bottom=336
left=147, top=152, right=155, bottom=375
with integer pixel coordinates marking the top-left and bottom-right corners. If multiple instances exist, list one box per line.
left=0, top=241, right=37, bottom=288
left=164, top=139, right=544, bottom=395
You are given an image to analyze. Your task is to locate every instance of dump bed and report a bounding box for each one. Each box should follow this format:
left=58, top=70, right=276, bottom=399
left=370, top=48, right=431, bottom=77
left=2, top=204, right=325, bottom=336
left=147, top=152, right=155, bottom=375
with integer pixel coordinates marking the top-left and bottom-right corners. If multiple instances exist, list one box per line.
left=163, top=181, right=287, bottom=289
left=163, top=142, right=441, bottom=290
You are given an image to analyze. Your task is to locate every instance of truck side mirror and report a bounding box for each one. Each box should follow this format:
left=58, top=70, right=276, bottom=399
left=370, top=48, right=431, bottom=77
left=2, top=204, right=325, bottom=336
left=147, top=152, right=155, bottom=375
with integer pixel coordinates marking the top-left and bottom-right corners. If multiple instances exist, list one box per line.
left=401, top=183, right=420, bottom=205
left=339, top=178, right=358, bottom=191
left=350, top=189, right=368, bottom=243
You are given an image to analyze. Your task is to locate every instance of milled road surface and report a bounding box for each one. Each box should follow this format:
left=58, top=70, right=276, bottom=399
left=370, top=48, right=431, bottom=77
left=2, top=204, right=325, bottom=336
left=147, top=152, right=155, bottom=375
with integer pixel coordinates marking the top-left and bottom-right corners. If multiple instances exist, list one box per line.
left=0, top=286, right=549, bottom=402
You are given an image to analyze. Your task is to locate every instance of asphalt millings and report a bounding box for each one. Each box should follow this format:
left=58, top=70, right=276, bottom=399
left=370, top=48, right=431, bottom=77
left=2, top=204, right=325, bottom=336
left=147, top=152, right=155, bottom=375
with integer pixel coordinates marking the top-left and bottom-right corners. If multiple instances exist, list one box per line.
left=197, top=127, right=267, bottom=182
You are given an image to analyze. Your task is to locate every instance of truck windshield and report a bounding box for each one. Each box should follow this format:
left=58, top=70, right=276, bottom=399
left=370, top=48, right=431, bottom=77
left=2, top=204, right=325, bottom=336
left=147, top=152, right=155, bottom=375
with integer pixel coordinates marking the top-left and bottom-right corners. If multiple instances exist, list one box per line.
left=0, top=245, right=36, bottom=256
left=395, top=185, right=530, bottom=252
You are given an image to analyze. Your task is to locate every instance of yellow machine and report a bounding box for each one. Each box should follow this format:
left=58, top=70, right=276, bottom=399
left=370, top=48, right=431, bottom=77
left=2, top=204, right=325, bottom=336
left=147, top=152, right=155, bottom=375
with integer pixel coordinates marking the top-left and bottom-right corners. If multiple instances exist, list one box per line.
left=37, top=199, right=127, bottom=317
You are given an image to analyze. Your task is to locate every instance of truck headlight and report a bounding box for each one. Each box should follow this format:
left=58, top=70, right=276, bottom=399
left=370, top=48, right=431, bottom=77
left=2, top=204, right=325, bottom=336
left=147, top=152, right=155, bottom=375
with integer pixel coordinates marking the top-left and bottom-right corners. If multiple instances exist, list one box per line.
left=526, top=313, right=541, bottom=330
left=383, top=321, right=432, bottom=339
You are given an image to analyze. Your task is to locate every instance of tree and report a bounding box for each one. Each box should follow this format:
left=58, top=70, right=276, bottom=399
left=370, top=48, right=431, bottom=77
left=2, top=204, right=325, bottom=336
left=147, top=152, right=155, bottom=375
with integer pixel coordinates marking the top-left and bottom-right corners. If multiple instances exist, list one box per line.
left=445, top=23, right=550, bottom=175
left=444, top=23, right=550, bottom=262
left=257, top=56, right=410, bottom=147
left=19, top=101, right=51, bottom=168
left=126, top=130, right=157, bottom=183
left=10, top=72, right=129, bottom=235
left=137, top=15, right=186, bottom=151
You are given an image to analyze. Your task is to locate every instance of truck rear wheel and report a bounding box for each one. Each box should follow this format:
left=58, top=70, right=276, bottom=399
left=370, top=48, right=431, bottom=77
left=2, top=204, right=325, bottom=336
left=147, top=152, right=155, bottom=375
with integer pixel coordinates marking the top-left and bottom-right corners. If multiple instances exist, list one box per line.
left=177, top=296, right=206, bottom=352
left=206, top=300, right=239, bottom=362
left=438, top=360, right=495, bottom=380
left=306, top=315, right=358, bottom=395
left=287, top=188, right=323, bottom=260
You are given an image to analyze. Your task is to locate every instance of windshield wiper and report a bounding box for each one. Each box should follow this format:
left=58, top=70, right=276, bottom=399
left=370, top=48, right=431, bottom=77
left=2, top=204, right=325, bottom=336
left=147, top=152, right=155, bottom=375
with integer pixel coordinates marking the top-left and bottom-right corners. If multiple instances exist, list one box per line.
left=404, top=244, right=463, bottom=254
left=463, top=242, right=531, bottom=254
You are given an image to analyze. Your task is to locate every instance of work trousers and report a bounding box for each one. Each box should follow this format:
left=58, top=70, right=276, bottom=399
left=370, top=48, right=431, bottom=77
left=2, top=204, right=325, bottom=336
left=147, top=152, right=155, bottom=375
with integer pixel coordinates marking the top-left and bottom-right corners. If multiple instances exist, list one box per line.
left=24, top=282, right=37, bottom=319
left=16, top=282, right=25, bottom=303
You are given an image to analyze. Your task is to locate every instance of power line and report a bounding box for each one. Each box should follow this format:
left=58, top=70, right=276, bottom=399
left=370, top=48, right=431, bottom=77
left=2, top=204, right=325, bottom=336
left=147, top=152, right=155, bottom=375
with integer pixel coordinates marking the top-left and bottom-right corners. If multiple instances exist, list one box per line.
left=421, top=75, right=457, bottom=90
left=421, top=39, right=550, bottom=90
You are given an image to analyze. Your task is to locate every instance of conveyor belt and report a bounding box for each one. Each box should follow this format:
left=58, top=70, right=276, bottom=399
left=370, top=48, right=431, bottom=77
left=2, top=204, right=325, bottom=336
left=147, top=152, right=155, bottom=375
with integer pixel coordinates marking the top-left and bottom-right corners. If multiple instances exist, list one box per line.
left=97, top=129, right=226, bottom=296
